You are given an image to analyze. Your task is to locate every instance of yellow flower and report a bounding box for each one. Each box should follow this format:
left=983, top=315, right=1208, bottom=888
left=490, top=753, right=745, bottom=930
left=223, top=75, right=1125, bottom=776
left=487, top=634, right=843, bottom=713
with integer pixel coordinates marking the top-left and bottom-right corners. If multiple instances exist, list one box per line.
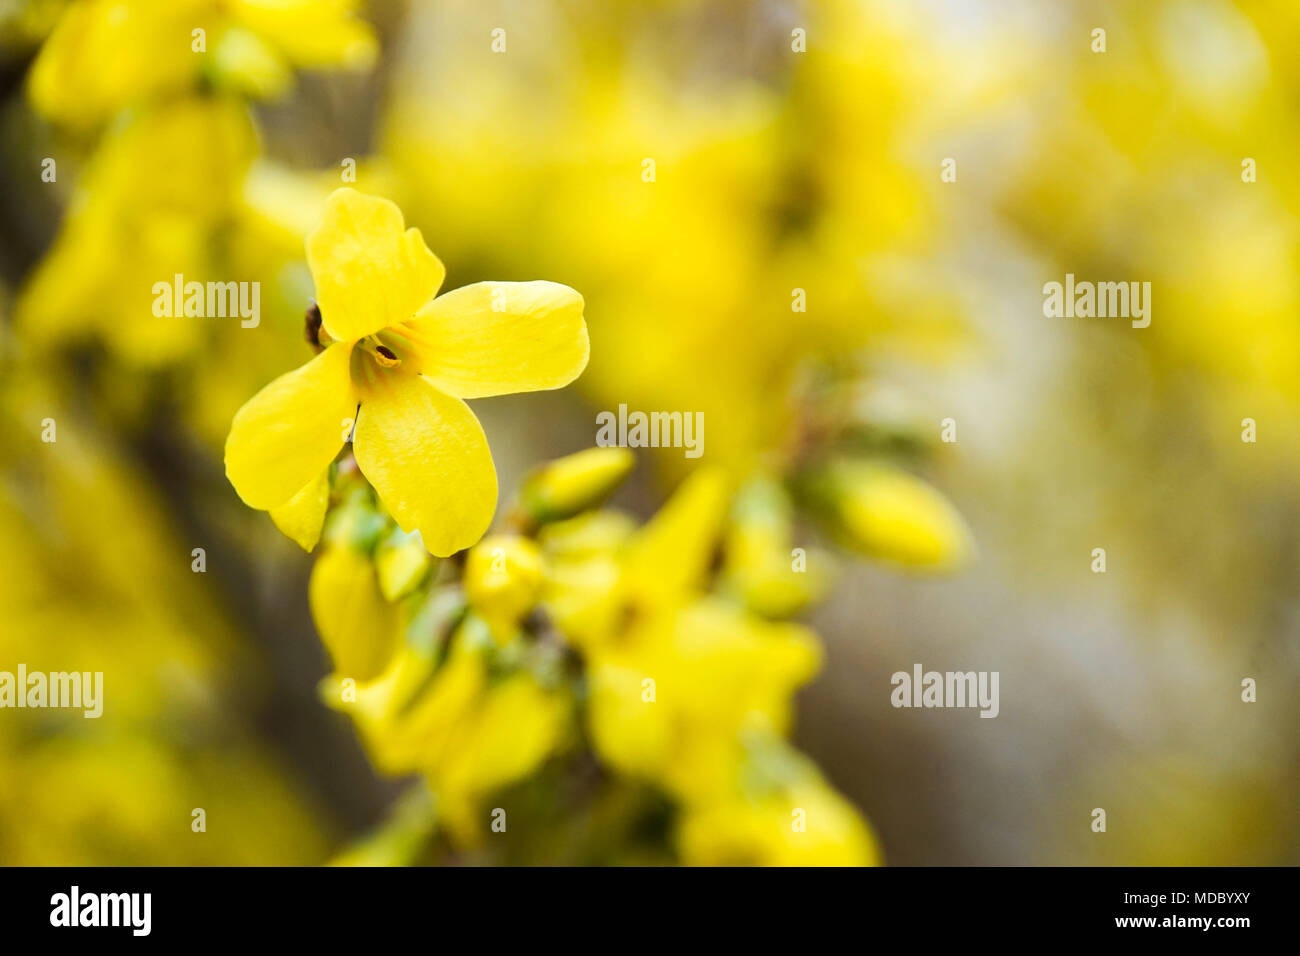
left=536, top=510, right=636, bottom=648
left=676, top=762, right=882, bottom=867
left=540, top=466, right=733, bottom=653
left=28, top=0, right=377, bottom=127
left=0, top=374, right=330, bottom=864
left=225, top=188, right=589, bottom=556
left=322, top=631, right=569, bottom=846
left=463, top=535, right=545, bottom=643
left=16, top=97, right=257, bottom=366
left=587, top=597, right=821, bottom=804
left=543, top=469, right=822, bottom=803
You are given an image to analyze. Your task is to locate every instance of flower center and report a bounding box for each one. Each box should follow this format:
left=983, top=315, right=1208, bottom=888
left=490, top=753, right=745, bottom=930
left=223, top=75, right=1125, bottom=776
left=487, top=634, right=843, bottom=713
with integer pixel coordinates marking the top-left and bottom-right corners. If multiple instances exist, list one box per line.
left=359, top=329, right=412, bottom=368
left=351, top=329, right=416, bottom=390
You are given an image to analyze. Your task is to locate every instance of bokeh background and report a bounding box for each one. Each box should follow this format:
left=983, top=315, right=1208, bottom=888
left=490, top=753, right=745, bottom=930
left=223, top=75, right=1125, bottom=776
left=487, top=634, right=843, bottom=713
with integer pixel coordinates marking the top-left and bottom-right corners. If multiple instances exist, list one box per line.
left=1, top=0, right=1297, bottom=865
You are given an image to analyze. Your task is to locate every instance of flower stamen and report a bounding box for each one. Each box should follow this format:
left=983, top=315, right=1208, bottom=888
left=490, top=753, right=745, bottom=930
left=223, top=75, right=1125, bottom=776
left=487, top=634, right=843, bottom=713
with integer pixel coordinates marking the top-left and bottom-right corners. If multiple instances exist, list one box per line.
left=360, top=336, right=403, bottom=369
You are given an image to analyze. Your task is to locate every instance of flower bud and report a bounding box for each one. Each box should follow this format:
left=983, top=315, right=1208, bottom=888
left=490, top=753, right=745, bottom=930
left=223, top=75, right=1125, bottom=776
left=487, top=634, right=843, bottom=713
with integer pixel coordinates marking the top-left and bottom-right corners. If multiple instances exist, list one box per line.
left=309, top=545, right=402, bottom=681
left=817, top=460, right=973, bottom=570
left=322, top=487, right=388, bottom=553
left=463, top=535, right=545, bottom=641
left=722, top=475, right=834, bottom=617
left=516, top=447, right=635, bottom=525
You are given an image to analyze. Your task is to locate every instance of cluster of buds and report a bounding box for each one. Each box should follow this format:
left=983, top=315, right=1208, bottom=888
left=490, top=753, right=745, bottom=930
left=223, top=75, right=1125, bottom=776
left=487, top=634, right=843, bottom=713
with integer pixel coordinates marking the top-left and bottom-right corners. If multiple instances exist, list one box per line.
left=312, top=409, right=963, bottom=863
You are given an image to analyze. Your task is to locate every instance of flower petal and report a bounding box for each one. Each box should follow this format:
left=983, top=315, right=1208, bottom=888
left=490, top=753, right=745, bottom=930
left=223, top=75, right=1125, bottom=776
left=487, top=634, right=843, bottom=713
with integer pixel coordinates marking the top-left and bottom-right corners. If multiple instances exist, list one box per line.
left=269, top=469, right=331, bottom=551
left=231, top=0, right=379, bottom=70
left=225, top=342, right=355, bottom=510
left=353, top=374, right=497, bottom=557
left=27, top=0, right=197, bottom=127
left=306, top=188, right=445, bottom=342
left=623, top=466, right=731, bottom=608
left=405, top=281, right=588, bottom=398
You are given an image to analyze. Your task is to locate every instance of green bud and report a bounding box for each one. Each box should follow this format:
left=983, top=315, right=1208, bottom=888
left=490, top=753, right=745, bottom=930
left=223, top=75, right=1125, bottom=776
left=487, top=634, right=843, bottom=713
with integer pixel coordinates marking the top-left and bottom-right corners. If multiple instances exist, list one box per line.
left=322, top=487, right=388, bottom=554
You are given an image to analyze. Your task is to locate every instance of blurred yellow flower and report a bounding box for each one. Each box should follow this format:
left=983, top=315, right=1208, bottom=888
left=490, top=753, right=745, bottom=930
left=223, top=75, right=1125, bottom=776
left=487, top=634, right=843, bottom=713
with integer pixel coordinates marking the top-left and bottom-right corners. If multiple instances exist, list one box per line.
left=16, top=96, right=257, bottom=366
left=225, top=188, right=590, bottom=555
left=543, top=469, right=821, bottom=803
left=676, top=755, right=881, bottom=867
left=541, top=465, right=731, bottom=653
left=28, top=0, right=377, bottom=127
left=323, top=630, right=569, bottom=845
left=463, top=535, right=545, bottom=644
left=0, top=374, right=329, bottom=865
left=588, top=597, right=822, bottom=805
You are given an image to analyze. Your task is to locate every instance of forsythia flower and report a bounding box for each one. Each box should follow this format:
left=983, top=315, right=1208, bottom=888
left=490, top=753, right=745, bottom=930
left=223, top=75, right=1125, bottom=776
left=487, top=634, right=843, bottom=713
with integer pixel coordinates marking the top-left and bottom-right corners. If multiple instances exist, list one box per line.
left=538, top=465, right=876, bottom=863
left=28, top=0, right=377, bottom=127
left=323, top=632, right=569, bottom=844
left=16, top=97, right=257, bottom=366
left=544, top=468, right=821, bottom=801
left=463, top=535, right=545, bottom=643
left=586, top=596, right=822, bottom=803
left=225, top=188, right=589, bottom=556
left=676, top=753, right=881, bottom=866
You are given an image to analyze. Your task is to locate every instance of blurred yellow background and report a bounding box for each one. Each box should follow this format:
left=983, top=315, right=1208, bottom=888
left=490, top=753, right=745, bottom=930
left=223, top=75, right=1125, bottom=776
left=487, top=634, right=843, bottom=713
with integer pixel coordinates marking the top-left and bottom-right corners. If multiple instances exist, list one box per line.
left=0, top=0, right=1296, bottom=865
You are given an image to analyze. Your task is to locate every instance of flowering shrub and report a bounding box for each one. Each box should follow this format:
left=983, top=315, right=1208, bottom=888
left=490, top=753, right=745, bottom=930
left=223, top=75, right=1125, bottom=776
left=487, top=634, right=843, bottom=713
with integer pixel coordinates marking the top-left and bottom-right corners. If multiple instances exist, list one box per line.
left=217, top=188, right=971, bottom=865
left=4, top=0, right=977, bottom=867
